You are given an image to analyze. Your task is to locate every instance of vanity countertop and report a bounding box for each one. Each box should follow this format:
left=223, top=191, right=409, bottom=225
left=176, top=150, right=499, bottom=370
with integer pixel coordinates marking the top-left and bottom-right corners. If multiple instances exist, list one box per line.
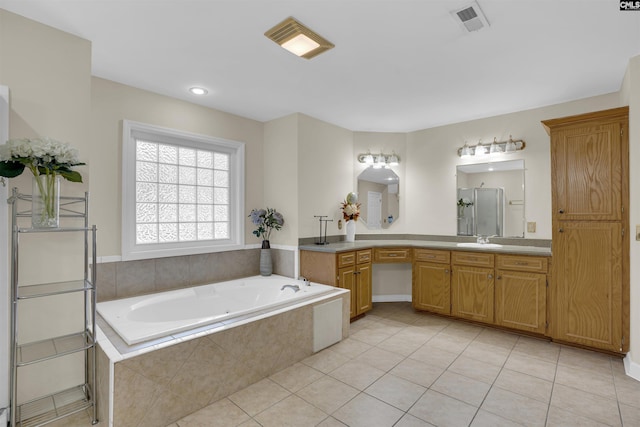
left=299, top=239, right=551, bottom=257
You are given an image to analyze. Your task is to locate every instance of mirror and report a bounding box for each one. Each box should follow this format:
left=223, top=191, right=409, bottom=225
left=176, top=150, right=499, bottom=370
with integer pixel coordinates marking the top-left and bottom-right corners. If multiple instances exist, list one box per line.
left=357, top=167, right=400, bottom=229
left=456, top=160, right=525, bottom=238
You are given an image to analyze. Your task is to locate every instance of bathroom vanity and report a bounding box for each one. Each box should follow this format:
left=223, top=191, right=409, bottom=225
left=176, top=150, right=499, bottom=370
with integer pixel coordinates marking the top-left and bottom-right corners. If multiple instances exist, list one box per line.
left=300, top=240, right=551, bottom=335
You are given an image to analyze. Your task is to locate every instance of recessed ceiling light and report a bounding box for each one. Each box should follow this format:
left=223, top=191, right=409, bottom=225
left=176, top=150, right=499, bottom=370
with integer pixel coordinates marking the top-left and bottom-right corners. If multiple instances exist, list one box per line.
left=265, top=17, right=334, bottom=60
left=189, top=87, right=208, bottom=96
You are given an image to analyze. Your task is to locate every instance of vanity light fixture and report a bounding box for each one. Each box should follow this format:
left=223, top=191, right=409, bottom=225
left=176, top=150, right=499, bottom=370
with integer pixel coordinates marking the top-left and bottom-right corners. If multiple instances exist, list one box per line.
left=373, top=153, right=385, bottom=168
left=456, top=135, right=525, bottom=157
left=189, top=87, right=208, bottom=96
left=489, top=137, right=502, bottom=154
left=362, top=152, right=374, bottom=165
left=357, top=151, right=401, bottom=168
left=474, top=141, right=489, bottom=157
left=460, top=143, right=472, bottom=159
left=265, top=17, right=335, bottom=59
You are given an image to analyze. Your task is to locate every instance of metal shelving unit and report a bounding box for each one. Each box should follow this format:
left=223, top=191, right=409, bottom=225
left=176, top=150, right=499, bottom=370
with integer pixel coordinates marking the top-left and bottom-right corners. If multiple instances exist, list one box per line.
left=8, top=188, right=98, bottom=427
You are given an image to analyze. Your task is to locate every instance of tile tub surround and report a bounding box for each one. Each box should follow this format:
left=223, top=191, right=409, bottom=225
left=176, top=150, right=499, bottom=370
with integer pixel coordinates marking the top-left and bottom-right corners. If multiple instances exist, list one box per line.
left=95, top=248, right=295, bottom=302
left=97, top=291, right=350, bottom=427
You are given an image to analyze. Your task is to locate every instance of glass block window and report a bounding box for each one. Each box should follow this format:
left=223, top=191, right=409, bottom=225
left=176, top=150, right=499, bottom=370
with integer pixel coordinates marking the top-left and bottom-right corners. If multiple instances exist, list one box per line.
left=135, top=140, right=231, bottom=244
left=122, top=121, right=245, bottom=261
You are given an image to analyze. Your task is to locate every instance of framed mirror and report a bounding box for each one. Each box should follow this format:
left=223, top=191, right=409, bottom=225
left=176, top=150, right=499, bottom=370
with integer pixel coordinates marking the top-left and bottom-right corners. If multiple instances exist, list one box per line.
left=456, top=160, right=525, bottom=237
left=357, top=166, right=400, bottom=229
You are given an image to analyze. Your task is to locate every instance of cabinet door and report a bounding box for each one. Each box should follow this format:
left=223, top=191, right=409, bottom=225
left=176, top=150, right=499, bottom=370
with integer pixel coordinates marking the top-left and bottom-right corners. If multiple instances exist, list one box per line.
left=553, top=221, right=623, bottom=352
left=338, top=266, right=357, bottom=318
left=495, top=270, right=546, bottom=334
left=356, top=263, right=372, bottom=315
left=451, top=266, right=494, bottom=324
left=552, top=120, right=623, bottom=221
left=413, top=262, right=450, bottom=315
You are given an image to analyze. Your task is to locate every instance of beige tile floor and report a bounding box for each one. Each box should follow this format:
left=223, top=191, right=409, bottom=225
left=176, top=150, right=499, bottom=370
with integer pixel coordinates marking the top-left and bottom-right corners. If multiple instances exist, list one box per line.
left=61, top=302, right=640, bottom=426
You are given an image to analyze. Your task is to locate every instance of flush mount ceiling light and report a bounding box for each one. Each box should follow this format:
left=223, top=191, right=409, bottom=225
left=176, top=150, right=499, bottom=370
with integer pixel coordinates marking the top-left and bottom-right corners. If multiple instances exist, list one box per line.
left=265, top=17, right=334, bottom=59
left=189, top=87, right=208, bottom=96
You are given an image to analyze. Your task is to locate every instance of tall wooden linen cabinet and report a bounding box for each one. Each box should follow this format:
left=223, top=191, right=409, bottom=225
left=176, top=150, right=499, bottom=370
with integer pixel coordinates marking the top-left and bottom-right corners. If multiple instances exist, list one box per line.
left=542, top=106, right=629, bottom=353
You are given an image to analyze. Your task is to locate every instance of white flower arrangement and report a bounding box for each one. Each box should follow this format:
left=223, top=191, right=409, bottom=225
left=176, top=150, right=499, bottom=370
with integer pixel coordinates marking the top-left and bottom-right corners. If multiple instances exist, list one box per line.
left=341, top=192, right=360, bottom=221
left=0, top=137, right=84, bottom=182
left=0, top=137, right=85, bottom=227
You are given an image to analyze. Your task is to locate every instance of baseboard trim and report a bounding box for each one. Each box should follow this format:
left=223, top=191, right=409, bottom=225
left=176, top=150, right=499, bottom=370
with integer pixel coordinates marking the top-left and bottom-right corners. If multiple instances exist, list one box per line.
left=372, top=294, right=412, bottom=303
left=624, top=353, right=640, bottom=381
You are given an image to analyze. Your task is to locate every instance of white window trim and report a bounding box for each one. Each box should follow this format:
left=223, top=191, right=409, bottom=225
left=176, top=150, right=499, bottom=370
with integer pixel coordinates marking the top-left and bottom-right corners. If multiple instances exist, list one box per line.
left=122, top=120, right=245, bottom=261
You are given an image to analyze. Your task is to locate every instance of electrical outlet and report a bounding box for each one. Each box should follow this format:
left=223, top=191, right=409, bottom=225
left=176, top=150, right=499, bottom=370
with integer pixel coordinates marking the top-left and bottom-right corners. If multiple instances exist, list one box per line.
left=636, top=225, right=640, bottom=241
left=527, top=222, right=536, bottom=233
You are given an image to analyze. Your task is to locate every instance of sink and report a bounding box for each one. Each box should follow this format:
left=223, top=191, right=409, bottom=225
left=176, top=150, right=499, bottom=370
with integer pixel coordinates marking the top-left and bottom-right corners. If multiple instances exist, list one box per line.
left=456, top=242, right=503, bottom=249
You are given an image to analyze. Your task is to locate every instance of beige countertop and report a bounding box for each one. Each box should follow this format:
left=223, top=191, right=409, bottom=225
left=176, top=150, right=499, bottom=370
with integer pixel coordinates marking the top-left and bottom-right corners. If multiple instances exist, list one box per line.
left=299, top=239, right=551, bottom=257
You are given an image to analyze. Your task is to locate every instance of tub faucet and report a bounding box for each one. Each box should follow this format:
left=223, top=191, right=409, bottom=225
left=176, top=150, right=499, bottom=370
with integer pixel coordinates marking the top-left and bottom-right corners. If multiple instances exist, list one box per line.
left=299, top=276, right=311, bottom=286
left=281, top=284, right=301, bottom=292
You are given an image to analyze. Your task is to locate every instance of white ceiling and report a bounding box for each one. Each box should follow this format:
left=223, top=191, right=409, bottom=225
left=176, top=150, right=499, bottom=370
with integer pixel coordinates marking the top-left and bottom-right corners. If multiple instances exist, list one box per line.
left=1, top=0, right=639, bottom=132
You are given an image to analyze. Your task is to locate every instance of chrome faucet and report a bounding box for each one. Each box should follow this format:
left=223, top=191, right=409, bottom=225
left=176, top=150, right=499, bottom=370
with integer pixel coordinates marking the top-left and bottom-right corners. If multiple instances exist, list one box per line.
left=299, top=276, right=311, bottom=286
left=281, top=284, right=301, bottom=292
left=476, top=235, right=497, bottom=244
left=476, top=235, right=489, bottom=244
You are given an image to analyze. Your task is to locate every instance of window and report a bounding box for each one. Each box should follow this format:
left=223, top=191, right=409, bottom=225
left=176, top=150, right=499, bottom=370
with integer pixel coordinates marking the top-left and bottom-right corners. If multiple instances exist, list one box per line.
left=122, top=121, right=245, bottom=260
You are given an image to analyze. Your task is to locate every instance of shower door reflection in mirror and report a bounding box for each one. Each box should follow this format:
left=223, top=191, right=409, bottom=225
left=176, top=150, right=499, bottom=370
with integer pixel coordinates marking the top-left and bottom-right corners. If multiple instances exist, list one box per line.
left=456, top=160, right=525, bottom=237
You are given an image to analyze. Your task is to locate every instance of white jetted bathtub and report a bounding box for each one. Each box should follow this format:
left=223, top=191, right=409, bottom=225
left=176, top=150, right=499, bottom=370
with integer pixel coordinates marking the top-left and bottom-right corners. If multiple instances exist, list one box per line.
left=97, top=275, right=336, bottom=345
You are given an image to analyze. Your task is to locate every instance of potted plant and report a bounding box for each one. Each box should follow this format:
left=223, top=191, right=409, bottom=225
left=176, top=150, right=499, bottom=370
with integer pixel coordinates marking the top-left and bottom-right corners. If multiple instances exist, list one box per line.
left=249, top=208, right=284, bottom=275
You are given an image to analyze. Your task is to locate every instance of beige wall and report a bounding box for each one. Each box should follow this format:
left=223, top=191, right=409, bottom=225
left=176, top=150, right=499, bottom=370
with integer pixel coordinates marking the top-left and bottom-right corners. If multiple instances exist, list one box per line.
left=0, top=9, right=92, bottom=403
left=263, top=114, right=299, bottom=246
left=297, top=114, right=353, bottom=239
left=353, top=132, right=407, bottom=234
left=405, top=93, right=621, bottom=240
left=91, top=77, right=264, bottom=257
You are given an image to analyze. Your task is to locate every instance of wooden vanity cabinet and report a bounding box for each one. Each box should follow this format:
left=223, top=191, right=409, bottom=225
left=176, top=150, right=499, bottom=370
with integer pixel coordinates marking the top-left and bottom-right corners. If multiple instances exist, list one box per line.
left=543, top=107, right=629, bottom=353
left=495, top=255, right=548, bottom=334
left=451, top=252, right=495, bottom=324
left=374, top=247, right=412, bottom=263
left=300, top=249, right=372, bottom=319
left=413, top=249, right=451, bottom=315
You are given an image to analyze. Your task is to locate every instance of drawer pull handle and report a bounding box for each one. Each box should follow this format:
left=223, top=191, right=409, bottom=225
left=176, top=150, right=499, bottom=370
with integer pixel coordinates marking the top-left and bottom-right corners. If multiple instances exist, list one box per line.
left=497, top=275, right=502, bottom=280
left=559, top=209, right=565, bottom=214
left=388, top=253, right=398, bottom=257
left=514, top=262, right=528, bottom=266
left=445, top=269, right=450, bottom=274
left=559, top=228, right=564, bottom=233
left=426, top=255, right=435, bottom=258
left=488, top=274, right=493, bottom=279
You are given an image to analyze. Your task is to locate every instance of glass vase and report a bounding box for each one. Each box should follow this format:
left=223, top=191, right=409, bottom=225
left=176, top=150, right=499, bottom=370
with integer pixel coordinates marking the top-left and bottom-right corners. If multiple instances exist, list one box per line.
left=32, top=174, right=60, bottom=228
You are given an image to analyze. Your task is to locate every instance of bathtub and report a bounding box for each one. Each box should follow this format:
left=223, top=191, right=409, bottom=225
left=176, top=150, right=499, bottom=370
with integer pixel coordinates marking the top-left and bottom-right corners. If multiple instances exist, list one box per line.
left=97, top=275, right=336, bottom=345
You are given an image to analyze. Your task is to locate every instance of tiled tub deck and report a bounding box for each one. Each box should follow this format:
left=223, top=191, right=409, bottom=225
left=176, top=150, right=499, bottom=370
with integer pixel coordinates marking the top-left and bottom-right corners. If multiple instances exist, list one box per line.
left=95, top=288, right=350, bottom=426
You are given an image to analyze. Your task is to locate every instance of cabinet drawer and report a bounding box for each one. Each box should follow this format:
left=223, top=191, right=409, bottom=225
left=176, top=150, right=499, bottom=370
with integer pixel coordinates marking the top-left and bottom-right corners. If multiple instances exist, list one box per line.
left=496, top=255, right=548, bottom=273
left=337, top=251, right=356, bottom=268
left=374, top=248, right=412, bottom=263
left=357, top=249, right=372, bottom=264
left=414, top=249, right=450, bottom=264
left=452, top=251, right=494, bottom=267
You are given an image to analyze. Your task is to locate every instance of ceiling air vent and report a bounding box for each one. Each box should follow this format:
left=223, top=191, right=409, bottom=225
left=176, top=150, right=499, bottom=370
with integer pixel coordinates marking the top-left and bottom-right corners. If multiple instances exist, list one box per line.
left=453, top=1, right=490, bottom=32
